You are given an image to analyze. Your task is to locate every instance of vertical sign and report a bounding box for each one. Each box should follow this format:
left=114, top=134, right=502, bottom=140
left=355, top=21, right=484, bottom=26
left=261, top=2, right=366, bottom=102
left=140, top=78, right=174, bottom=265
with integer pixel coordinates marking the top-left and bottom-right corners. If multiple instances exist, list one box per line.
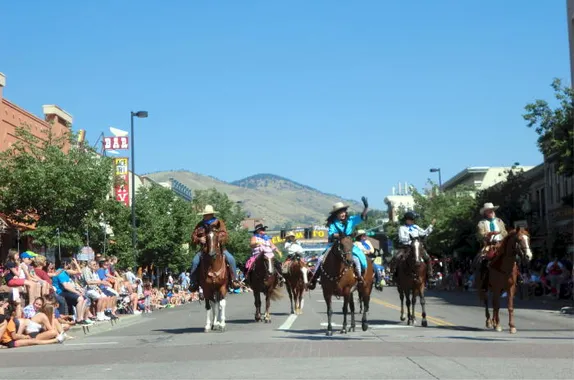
left=114, top=158, right=129, bottom=206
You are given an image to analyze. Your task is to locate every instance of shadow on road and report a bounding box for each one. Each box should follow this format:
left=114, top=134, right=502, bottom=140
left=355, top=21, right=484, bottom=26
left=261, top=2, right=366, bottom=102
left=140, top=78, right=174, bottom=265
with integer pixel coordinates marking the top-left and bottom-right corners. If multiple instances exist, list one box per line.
left=277, top=329, right=366, bottom=341
left=152, top=327, right=205, bottom=334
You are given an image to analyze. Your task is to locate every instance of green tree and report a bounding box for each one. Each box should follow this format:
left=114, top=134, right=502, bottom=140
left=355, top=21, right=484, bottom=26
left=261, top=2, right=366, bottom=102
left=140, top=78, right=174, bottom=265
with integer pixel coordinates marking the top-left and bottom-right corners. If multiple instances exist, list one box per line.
left=135, top=185, right=194, bottom=273
left=0, top=123, right=114, bottom=250
left=361, top=209, right=388, bottom=231
left=523, top=78, right=573, bottom=177
left=410, top=183, right=477, bottom=257
left=189, top=188, right=251, bottom=265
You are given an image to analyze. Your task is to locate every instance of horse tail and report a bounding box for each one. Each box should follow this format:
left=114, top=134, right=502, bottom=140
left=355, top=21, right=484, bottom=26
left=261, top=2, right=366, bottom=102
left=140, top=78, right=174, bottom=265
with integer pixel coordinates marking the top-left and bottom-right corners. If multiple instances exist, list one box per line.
left=269, top=285, right=284, bottom=301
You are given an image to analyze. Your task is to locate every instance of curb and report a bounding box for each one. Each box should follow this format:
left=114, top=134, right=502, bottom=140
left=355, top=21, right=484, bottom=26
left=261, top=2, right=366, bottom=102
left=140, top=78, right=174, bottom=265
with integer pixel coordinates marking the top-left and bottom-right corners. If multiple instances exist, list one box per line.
left=69, top=313, right=144, bottom=335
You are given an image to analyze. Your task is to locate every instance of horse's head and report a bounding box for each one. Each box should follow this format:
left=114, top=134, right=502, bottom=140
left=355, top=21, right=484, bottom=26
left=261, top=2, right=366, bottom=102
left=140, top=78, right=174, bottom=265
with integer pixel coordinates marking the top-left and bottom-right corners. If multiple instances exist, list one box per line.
left=334, top=235, right=354, bottom=264
left=514, top=227, right=533, bottom=262
left=409, top=234, right=425, bottom=263
left=205, top=227, right=221, bottom=257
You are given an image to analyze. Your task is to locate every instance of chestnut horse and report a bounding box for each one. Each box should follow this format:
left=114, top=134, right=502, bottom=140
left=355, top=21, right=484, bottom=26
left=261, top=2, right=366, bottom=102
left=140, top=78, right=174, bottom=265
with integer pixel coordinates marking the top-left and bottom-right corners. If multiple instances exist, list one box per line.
left=284, top=253, right=309, bottom=315
left=396, top=235, right=429, bottom=326
left=321, top=236, right=374, bottom=336
left=479, top=227, right=532, bottom=334
left=198, top=226, right=229, bottom=332
left=248, top=252, right=283, bottom=323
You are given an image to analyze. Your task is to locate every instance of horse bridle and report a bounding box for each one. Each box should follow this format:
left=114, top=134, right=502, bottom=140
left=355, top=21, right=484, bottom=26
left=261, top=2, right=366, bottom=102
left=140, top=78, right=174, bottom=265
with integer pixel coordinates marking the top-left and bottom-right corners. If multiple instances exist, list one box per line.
left=334, top=237, right=353, bottom=266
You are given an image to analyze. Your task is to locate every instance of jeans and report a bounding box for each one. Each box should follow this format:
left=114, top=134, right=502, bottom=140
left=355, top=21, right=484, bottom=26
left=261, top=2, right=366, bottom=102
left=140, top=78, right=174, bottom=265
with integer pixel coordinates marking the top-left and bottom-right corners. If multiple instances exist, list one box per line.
left=190, top=250, right=237, bottom=281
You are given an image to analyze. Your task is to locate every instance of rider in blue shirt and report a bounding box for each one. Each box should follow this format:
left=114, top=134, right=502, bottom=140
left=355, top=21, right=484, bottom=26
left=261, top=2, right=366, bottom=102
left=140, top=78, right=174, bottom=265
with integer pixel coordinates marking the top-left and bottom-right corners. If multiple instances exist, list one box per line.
left=308, top=197, right=369, bottom=289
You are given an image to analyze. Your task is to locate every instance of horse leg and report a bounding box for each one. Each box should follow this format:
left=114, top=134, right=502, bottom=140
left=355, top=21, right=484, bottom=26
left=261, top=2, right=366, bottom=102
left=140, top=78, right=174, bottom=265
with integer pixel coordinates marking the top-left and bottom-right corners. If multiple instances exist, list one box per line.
left=264, top=291, right=271, bottom=323
left=349, top=292, right=356, bottom=332
left=399, top=288, right=406, bottom=322
left=361, top=291, right=370, bottom=332
left=358, top=293, right=363, bottom=314
left=340, top=295, right=348, bottom=334
left=254, top=292, right=262, bottom=322
left=411, top=290, right=417, bottom=326
left=296, top=286, right=303, bottom=315
left=205, top=300, right=213, bottom=332
left=508, top=275, right=517, bottom=334
left=420, top=287, right=428, bottom=327
left=219, top=297, right=227, bottom=331
left=493, top=287, right=502, bottom=332
left=325, top=293, right=333, bottom=336
left=405, top=291, right=412, bottom=325
left=287, top=282, right=294, bottom=315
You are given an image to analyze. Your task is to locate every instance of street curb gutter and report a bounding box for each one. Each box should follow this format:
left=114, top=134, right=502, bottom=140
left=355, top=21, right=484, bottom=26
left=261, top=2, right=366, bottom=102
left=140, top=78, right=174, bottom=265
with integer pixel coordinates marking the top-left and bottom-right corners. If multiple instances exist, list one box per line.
left=69, top=314, right=144, bottom=335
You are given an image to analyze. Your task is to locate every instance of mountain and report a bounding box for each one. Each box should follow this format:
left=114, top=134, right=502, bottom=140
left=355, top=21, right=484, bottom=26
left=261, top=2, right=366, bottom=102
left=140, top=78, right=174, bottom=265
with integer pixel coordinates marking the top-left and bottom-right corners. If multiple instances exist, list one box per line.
left=143, top=171, right=364, bottom=228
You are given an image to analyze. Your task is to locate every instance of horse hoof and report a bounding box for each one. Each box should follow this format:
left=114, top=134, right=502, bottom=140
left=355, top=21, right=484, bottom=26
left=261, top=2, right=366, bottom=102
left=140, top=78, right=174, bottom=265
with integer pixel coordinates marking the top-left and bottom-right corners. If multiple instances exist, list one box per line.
left=421, top=319, right=428, bottom=327
left=350, top=326, right=356, bottom=332
left=400, top=315, right=406, bottom=322
left=412, top=320, right=417, bottom=326
left=486, top=321, right=492, bottom=329
left=204, top=327, right=210, bottom=333
left=362, top=322, right=368, bottom=332
left=510, top=327, right=517, bottom=334
left=495, top=325, right=502, bottom=332
left=326, top=330, right=333, bottom=337
left=340, top=328, right=347, bottom=334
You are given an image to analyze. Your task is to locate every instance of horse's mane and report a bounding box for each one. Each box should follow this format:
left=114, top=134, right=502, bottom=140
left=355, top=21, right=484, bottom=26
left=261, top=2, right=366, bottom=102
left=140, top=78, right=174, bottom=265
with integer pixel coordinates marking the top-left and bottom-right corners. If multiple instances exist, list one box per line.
left=491, top=229, right=518, bottom=264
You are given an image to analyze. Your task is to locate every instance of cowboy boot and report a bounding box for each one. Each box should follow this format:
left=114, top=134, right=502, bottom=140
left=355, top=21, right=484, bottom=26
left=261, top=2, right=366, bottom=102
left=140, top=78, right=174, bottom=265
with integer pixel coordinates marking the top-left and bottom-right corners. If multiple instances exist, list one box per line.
left=189, top=271, right=200, bottom=292
left=274, top=261, right=285, bottom=287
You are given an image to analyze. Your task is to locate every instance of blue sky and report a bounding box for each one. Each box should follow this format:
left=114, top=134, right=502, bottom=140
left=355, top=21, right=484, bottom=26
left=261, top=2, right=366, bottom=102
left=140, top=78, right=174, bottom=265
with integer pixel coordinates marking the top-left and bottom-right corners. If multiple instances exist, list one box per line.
left=1, top=0, right=570, bottom=209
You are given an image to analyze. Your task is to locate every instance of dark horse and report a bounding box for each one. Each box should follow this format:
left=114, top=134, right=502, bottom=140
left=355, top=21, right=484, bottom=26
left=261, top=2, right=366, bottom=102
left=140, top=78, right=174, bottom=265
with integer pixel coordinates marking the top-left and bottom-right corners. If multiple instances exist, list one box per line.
left=248, top=252, right=283, bottom=323
left=284, top=253, right=309, bottom=315
left=396, top=235, right=428, bottom=326
left=198, top=225, right=229, bottom=332
left=479, top=227, right=532, bottom=334
left=321, top=236, right=374, bottom=336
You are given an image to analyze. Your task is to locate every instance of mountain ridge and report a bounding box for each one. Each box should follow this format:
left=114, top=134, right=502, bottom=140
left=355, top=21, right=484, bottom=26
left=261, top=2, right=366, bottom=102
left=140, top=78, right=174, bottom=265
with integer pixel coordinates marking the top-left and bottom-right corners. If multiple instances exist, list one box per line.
left=143, top=170, right=364, bottom=228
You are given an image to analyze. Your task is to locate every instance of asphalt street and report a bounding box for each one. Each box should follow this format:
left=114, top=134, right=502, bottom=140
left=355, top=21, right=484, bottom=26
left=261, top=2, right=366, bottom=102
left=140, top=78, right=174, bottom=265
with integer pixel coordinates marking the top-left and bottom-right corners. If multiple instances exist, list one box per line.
left=1, top=286, right=573, bottom=379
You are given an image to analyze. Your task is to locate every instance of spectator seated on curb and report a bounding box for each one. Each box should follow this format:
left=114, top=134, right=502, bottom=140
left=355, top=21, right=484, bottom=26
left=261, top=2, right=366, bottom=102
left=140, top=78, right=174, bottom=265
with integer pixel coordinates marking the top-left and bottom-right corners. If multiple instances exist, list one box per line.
left=51, top=260, right=93, bottom=326
left=3, top=250, right=41, bottom=306
left=81, top=260, right=116, bottom=321
left=0, top=296, right=64, bottom=349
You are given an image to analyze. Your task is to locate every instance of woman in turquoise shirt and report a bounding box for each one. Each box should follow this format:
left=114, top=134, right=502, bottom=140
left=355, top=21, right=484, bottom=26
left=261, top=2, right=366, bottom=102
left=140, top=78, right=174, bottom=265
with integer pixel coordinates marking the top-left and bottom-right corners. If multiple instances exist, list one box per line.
left=308, top=197, right=369, bottom=289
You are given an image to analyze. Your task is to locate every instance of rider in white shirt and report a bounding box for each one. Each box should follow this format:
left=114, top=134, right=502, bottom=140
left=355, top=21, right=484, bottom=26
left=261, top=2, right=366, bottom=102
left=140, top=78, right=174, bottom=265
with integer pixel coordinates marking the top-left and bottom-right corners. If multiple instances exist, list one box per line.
left=395, top=211, right=435, bottom=279
left=282, top=231, right=305, bottom=273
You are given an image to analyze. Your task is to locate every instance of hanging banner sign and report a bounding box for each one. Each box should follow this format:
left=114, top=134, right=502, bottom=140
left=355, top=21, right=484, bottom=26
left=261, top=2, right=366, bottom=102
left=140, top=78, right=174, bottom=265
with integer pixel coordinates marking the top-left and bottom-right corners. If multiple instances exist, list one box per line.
left=104, top=136, right=129, bottom=150
left=114, top=158, right=129, bottom=206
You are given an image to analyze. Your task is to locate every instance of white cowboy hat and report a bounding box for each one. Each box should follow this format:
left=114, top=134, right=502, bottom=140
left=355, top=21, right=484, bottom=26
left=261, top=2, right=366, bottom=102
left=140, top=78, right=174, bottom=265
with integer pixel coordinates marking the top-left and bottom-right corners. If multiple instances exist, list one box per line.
left=285, top=231, right=296, bottom=238
left=198, top=204, right=218, bottom=216
left=480, top=202, right=499, bottom=215
left=330, top=201, right=349, bottom=214
left=356, top=229, right=367, bottom=236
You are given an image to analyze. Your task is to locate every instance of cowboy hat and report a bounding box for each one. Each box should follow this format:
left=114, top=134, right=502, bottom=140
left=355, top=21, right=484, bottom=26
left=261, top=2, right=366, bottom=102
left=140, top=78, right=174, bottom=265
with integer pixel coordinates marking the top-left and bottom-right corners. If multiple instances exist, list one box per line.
left=285, top=231, right=296, bottom=238
left=197, top=204, right=218, bottom=216
left=330, top=201, right=349, bottom=214
left=252, top=223, right=268, bottom=233
left=356, top=229, right=367, bottom=236
left=480, top=202, right=499, bottom=215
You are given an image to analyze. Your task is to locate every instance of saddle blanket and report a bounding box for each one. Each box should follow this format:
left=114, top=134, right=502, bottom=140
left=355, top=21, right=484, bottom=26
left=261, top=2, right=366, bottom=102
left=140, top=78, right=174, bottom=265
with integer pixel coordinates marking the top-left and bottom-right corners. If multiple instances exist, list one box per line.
left=245, top=255, right=257, bottom=271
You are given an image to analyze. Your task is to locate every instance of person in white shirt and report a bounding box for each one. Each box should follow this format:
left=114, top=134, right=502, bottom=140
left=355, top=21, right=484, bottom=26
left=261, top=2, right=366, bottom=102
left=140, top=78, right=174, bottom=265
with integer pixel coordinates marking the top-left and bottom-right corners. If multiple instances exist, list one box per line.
left=395, top=211, right=435, bottom=279
left=546, top=257, right=566, bottom=298
left=282, top=231, right=305, bottom=274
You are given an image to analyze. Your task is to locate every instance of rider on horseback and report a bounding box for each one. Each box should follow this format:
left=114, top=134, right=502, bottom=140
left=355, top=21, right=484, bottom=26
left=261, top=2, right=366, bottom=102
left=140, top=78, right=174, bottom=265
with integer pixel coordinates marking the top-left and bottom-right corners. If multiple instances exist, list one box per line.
left=282, top=231, right=305, bottom=274
left=307, top=197, right=369, bottom=290
left=354, top=229, right=382, bottom=291
left=189, top=205, right=241, bottom=292
left=393, top=211, right=435, bottom=280
left=248, top=223, right=285, bottom=286
left=477, top=202, right=508, bottom=260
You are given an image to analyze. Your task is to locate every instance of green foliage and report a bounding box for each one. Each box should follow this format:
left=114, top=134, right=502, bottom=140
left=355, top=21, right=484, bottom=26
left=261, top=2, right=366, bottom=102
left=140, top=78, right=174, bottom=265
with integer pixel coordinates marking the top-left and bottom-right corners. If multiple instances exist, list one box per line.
left=0, top=123, right=114, bottom=249
left=410, top=184, right=477, bottom=257
left=523, top=78, right=573, bottom=177
left=361, top=209, right=388, bottom=231
left=189, top=188, right=251, bottom=265
left=135, top=185, right=194, bottom=273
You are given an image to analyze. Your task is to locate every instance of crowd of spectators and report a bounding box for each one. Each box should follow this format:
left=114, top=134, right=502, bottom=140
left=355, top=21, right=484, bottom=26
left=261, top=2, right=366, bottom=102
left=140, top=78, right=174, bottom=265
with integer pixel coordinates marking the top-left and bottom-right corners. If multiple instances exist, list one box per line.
left=0, top=250, right=226, bottom=350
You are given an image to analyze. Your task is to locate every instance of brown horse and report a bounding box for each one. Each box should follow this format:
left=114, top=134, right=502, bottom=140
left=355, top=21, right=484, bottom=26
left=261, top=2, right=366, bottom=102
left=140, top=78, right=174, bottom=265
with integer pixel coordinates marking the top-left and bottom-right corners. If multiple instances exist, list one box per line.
left=479, top=227, right=532, bottom=334
left=284, top=253, right=309, bottom=315
left=321, top=236, right=374, bottom=336
left=198, top=226, right=229, bottom=332
left=248, top=252, right=283, bottom=323
left=396, top=236, right=429, bottom=326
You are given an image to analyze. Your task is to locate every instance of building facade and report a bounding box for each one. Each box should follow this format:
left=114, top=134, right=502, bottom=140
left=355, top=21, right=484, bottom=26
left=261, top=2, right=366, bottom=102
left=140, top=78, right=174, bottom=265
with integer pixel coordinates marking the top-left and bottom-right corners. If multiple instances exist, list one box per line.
left=442, top=166, right=534, bottom=195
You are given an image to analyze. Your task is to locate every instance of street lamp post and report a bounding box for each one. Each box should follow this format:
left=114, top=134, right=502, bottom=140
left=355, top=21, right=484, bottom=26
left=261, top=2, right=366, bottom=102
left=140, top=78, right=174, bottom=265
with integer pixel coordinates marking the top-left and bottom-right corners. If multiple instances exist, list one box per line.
left=130, top=110, right=148, bottom=258
left=430, top=168, right=442, bottom=189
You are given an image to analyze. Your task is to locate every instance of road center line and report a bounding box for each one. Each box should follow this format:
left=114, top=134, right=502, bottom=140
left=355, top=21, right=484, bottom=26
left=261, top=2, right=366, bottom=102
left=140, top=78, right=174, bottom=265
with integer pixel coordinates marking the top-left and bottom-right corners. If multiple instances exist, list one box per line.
left=371, top=297, right=456, bottom=327
left=278, top=314, right=298, bottom=330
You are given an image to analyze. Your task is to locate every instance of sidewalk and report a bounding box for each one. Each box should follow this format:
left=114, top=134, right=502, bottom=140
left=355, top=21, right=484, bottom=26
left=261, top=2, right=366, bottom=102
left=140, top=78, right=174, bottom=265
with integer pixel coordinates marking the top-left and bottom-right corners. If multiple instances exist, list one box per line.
left=68, top=313, right=144, bottom=336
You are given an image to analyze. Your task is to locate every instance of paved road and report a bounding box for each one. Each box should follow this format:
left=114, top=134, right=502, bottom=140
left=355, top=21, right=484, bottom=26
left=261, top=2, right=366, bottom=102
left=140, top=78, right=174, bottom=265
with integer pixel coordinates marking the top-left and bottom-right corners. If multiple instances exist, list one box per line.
left=1, top=286, right=573, bottom=379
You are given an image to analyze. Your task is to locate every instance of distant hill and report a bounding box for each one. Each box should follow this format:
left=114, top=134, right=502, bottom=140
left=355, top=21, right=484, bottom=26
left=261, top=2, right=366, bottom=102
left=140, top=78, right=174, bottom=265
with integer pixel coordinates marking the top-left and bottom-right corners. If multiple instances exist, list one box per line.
left=144, top=171, right=364, bottom=228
